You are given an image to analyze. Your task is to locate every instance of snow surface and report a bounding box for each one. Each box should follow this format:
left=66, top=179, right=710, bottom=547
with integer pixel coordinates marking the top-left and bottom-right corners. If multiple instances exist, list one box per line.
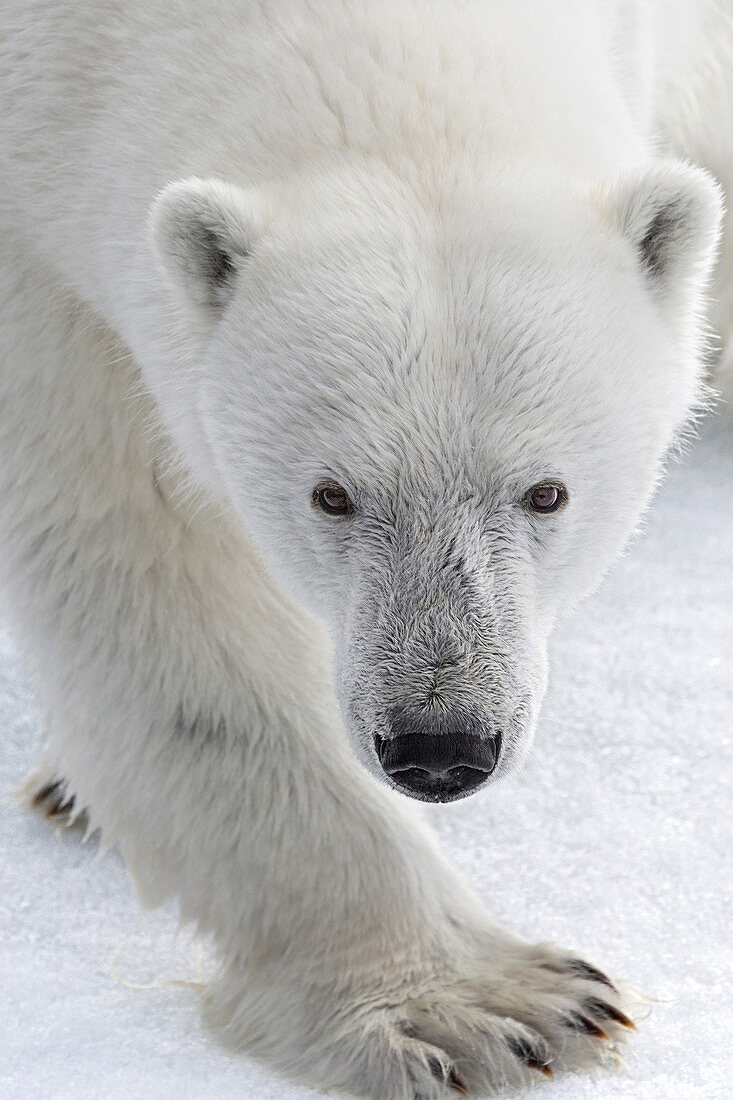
left=2, top=418, right=732, bottom=1100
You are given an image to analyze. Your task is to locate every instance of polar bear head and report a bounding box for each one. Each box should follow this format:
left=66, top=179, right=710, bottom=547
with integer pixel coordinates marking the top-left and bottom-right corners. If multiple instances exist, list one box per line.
left=150, top=159, right=721, bottom=801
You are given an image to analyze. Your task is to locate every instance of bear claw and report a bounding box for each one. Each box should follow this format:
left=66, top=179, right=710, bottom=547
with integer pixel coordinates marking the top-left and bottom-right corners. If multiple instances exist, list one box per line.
left=565, top=958, right=617, bottom=991
left=583, top=997, right=636, bottom=1030
left=506, top=1036, right=554, bottom=1076
left=31, top=779, right=76, bottom=820
left=562, top=1012, right=609, bottom=1039
left=427, top=1059, right=470, bottom=1096
left=447, top=1067, right=470, bottom=1096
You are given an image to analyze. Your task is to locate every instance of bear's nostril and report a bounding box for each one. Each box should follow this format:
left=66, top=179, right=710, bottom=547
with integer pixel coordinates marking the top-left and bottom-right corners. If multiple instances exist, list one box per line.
left=374, top=718, right=501, bottom=803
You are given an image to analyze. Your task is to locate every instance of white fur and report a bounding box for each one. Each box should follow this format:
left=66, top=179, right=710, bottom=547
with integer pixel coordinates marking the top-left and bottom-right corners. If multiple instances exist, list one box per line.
left=0, top=2, right=730, bottom=1095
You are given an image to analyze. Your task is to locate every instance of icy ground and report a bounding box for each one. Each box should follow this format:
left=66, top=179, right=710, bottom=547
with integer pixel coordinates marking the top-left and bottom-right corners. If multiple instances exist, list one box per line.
left=2, top=418, right=732, bottom=1100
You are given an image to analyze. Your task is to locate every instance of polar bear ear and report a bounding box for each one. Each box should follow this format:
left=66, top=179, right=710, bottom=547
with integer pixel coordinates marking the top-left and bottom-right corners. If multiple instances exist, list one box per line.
left=149, top=178, right=265, bottom=312
left=599, top=161, right=723, bottom=317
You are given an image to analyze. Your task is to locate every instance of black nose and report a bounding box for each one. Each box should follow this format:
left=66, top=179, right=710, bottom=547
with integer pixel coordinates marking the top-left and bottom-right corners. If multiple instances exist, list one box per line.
left=375, top=710, right=501, bottom=802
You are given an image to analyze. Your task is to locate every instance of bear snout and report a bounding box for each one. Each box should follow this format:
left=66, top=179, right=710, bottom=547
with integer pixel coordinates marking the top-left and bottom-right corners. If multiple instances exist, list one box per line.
left=374, top=707, right=501, bottom=802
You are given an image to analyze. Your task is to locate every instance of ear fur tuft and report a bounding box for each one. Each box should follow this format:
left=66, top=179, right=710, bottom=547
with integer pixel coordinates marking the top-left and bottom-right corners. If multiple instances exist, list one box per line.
left=598, top=160, right=723, bottom=318
left=149, top=177, right=266, bottom=312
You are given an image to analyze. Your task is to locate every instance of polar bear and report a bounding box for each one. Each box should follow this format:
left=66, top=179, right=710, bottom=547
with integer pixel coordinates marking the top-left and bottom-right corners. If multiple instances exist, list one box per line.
left=0, top=1, right=731, bottom=1096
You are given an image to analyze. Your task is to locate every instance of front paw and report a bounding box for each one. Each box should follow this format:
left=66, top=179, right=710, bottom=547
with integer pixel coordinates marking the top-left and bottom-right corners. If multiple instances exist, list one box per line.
left=208, top=940, right=636, bottom=1098
left=485, top=942, right=637, bottom=1075
left=17, top=759, right=86, bottom=829
left=372, top=944, right=636, bottom=1096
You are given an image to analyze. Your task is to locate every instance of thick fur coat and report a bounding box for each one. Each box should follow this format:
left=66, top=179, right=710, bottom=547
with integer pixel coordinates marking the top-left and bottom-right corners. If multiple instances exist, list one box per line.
left=1, top=2, right=731, bottom=1096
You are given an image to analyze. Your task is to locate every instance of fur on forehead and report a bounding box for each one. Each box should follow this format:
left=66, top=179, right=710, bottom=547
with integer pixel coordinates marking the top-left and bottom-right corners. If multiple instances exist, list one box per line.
left=224, top=184, right=680, bottom=453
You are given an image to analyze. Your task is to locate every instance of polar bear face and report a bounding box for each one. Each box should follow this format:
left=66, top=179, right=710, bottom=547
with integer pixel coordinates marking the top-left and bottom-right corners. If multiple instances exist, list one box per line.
left=151, top=162, right=721, bottom=801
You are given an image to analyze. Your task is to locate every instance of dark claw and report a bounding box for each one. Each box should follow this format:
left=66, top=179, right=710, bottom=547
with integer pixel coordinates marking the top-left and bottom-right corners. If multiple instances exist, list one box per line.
left=507, top=1037, right=553, bottom=1077
left=566, top=958, right=617, bottom=992
left=32, top=779, right=75, bottom=819
left=584, top=998, right=636, bottom=1031
left=32, top=779, right=63, bottom=808
left=447, top=1067, right=470, bottom=1096
left=428, top=1059, right=470, bottom=1096
left=562, top=1013, right=608, bottom=1039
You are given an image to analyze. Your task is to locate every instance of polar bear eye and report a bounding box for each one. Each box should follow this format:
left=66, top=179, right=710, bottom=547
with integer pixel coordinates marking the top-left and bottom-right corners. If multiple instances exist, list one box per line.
left=524, top=482, right=567, bottom=514
left=312, top=482, right=353, bottom=516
